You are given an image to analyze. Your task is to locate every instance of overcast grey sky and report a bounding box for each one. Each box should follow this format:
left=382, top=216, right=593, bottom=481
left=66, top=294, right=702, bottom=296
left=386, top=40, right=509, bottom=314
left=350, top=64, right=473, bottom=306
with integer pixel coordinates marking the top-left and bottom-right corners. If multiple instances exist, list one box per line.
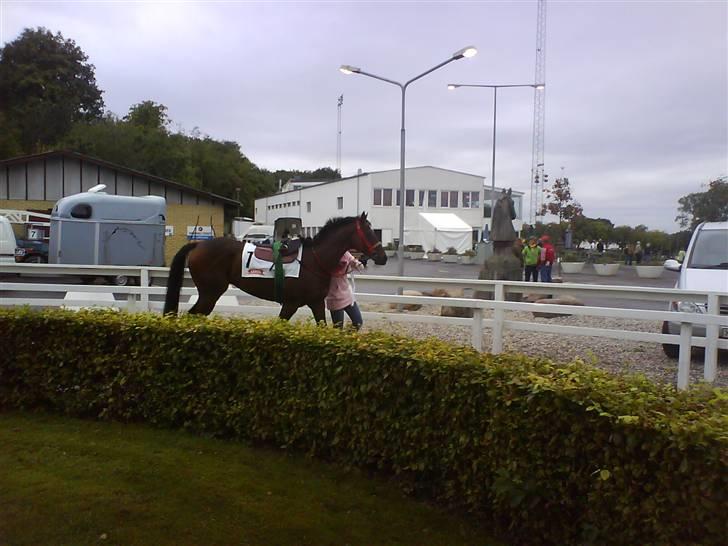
left=2, top=0, right=726, bottom=231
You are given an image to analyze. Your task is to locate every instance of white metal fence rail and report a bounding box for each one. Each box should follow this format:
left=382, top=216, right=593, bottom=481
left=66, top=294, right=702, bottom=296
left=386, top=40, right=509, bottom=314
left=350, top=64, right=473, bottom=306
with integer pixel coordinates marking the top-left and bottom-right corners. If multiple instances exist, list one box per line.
left=2, top=263, right=726, bottom=390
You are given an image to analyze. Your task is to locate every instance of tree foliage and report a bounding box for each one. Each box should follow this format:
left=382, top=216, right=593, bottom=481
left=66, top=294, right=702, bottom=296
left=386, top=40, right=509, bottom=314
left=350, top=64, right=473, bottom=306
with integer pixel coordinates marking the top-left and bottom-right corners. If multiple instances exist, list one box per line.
left=0, top=27, right=104, bottom=153
left=676, top=177, right=728, bottom=229
left=540, top=177, right=584, bottom=223
left=60, top=108, right=276, bottom=216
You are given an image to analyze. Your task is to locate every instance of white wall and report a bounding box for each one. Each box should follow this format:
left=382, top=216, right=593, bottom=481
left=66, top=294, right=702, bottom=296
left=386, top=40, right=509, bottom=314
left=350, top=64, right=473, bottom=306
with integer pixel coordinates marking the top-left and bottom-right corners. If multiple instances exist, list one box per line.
left=253, top=166, right=524, bottom=243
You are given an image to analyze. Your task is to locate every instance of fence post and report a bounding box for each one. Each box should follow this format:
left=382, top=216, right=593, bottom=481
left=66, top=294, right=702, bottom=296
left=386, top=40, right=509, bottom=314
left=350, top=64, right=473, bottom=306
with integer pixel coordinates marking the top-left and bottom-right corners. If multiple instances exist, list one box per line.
left=471, top=307, right=483, bottom=351
left=491, top=283, right=505, bottom=354
left=677, top=322, right=692, bottom=390
left=704, top=294, right=719, bottom=383
left=140, top=268, right=150, bottom=311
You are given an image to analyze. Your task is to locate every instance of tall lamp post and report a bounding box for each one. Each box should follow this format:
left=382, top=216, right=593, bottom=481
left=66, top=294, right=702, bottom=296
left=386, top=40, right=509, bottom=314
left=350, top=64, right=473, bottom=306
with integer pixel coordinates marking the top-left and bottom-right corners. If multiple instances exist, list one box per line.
left=447, top=83, right=544, bottom=235
left=340, top=46, right=477, bottom=278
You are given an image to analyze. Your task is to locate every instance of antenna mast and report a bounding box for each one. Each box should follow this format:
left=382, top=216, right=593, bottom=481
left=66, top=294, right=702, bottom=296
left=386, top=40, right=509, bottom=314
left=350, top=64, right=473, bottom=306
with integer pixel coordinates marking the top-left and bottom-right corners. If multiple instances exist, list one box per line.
left=336, top=94, right=343, bottom=176
left=530, top=0, right=547, bottom=226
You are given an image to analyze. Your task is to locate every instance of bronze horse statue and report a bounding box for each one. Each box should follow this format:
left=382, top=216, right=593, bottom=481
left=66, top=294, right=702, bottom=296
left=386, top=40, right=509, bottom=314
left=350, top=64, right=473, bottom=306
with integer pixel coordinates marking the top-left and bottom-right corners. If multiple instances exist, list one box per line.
left=491, top=188, right=522, bottom=263
left=163, top=212, right=387, bottom=323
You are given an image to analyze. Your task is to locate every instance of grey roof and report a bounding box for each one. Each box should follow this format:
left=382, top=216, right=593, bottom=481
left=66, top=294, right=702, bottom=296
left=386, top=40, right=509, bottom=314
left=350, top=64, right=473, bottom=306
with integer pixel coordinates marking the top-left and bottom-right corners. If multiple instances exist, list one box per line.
left=0, top=150, right=240, bottom=207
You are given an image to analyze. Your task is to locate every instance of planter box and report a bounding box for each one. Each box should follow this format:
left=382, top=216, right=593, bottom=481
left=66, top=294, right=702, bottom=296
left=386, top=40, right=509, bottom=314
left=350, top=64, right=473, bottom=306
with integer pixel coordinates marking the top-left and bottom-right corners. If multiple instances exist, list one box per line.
left=406, top=251, right=425, bottom=260
left=560, top=262, right=586, bottom=274
left=442, top=254, right=459, bottom=263
left=427, top=253, right=442, bottom=262
left=594, top=263, right=620, bottom=276
left=636, top=265, right=664, bottom=279
left=459, top=255, right=475, bottom=265
left=384, top=249, right=397, bottom=258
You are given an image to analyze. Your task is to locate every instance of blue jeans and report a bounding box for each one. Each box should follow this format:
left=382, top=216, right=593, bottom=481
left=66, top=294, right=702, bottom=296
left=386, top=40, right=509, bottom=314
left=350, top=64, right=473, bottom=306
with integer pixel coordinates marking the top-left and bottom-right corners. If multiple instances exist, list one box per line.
left=330, top=302, right=363, bottom=329
left=540, top=264, right=552, bottom=282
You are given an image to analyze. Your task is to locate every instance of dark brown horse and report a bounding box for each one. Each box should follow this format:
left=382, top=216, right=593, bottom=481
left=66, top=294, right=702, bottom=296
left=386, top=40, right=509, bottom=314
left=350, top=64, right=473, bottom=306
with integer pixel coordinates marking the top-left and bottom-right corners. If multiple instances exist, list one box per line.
left=163, top=212, right=387, bottom=323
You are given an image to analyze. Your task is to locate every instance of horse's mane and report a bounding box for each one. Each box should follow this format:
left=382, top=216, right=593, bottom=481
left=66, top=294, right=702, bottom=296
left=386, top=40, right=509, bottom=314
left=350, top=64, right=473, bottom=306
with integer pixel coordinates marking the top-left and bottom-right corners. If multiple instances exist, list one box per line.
left=303, top=216, right=357, bottom=246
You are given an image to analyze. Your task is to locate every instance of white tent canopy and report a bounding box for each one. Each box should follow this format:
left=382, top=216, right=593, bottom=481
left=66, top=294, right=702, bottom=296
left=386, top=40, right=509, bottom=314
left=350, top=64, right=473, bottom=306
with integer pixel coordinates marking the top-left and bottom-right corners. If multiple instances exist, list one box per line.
left=404, top=212, right=472, bottom=254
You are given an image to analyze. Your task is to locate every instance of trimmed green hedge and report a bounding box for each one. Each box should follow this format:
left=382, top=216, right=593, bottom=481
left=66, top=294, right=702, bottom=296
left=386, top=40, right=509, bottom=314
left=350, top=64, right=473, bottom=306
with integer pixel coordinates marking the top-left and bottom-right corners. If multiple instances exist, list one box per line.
left=1, top=308, right=726, bottom=545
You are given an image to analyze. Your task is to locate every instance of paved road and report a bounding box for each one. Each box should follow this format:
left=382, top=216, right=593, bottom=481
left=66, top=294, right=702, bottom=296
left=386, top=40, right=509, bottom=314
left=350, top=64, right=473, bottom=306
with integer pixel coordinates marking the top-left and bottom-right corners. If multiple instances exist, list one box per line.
left=2, top=257, right=679, bottom=311
left=353, top=256, right=679, bottom=311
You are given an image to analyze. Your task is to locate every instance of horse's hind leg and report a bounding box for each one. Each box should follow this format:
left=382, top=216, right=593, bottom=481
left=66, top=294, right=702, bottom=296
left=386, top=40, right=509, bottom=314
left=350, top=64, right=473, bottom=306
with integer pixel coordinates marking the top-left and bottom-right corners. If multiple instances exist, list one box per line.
left=189, top=284, right=228, bottom=315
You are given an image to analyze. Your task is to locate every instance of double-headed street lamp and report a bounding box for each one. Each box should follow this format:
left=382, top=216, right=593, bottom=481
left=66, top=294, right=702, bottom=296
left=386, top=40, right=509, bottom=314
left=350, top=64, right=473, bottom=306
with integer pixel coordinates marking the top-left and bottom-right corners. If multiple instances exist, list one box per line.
left=340, top=46, right=477, bottom=278
left=447, top=83, right=544, bottom=237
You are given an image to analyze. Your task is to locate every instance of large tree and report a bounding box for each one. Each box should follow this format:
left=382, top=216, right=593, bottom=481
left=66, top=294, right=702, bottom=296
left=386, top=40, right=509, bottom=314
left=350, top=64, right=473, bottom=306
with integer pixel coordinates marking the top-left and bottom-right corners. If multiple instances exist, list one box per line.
left=539, top=177, right=584, bottom=224
left=0, top=27, right=104, bottom=154
left=675, top=177, right=728, bottom=229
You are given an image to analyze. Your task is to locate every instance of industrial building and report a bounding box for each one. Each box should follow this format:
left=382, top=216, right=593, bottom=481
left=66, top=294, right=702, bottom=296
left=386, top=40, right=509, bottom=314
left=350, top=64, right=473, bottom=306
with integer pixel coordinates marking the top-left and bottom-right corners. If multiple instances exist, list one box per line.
left=254, top=166, right=524, bottom=247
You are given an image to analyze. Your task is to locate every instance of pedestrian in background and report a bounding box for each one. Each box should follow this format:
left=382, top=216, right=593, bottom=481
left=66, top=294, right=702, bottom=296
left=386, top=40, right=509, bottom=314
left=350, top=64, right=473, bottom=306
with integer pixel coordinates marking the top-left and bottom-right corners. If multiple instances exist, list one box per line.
left=634, top=241, right=643, bottom=265
left=522, top=236, right=540, bottom=282
left=539, top=235, right=556, bottom=282
left=326, top=251, right=365, bottom=329
left=624, top=243, right=634, bottom=265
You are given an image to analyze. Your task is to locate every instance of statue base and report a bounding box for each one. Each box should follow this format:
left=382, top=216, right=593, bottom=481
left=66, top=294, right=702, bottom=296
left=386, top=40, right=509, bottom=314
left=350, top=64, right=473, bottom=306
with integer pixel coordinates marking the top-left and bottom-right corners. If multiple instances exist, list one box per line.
left=476, top=254, right=523, bottom=302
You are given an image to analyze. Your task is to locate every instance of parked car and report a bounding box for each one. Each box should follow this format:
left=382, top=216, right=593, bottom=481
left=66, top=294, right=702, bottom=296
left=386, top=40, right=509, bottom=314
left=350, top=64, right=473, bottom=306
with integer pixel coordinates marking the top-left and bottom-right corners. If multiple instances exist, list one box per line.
left=14, top=239, right=49, bottom=263
left=239, top=224, right=274, bottom=244
left=661, top=221, right=728, bottom=358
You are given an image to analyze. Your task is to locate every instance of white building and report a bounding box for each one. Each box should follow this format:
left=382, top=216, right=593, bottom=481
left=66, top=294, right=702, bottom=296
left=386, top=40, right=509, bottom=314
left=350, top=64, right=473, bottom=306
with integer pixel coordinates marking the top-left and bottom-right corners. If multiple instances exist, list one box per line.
left=254, top=166, right=524, bottom=247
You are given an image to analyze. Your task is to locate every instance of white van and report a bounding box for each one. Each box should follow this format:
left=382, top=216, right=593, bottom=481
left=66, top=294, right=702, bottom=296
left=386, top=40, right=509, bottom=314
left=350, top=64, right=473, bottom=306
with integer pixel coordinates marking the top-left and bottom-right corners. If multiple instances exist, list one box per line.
left=0, top=216, right=18, bottom=264
left=239, top=224, right=274, bottom=244
left=662, top=221, right=728, bottom=357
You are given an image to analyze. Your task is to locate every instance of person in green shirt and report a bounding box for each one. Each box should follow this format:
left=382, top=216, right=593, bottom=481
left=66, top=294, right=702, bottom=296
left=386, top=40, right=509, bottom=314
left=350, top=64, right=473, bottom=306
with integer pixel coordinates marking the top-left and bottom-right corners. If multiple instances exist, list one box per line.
left=522, top=236, right=540, bottom=282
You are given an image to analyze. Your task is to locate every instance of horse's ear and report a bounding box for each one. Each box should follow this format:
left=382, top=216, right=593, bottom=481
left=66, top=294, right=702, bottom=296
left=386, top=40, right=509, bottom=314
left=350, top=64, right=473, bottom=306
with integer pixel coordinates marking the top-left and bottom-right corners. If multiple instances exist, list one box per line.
left=360, top=212, right=367, bottom=221
left=507, top=188, right=512, bottom=197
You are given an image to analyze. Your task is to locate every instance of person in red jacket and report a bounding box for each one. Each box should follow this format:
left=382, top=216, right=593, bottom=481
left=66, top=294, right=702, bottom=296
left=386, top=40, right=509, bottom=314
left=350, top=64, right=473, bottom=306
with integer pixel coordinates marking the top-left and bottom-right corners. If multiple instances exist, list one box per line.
left=539, top=235, right=556, bottom=282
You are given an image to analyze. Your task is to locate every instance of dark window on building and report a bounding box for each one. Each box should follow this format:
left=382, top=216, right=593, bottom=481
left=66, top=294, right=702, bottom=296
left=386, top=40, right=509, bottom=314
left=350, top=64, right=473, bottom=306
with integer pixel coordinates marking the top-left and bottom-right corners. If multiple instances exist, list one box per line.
left=70, top=203, right=92, bottom=219
left=405, top=189, right=415, bottom=207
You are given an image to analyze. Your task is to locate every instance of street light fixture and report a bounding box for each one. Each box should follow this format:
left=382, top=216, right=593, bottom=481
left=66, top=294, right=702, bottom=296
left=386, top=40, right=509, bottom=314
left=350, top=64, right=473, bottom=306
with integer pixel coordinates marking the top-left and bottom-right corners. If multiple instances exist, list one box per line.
left=340, top=46, right=478, bottom=281
left=447, top=82, right=545, bottom=237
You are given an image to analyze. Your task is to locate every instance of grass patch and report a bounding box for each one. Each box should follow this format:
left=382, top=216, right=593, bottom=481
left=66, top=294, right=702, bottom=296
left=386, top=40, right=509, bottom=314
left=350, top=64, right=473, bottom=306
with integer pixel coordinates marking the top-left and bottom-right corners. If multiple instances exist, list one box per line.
left=0, top=412, right=496, bottom=545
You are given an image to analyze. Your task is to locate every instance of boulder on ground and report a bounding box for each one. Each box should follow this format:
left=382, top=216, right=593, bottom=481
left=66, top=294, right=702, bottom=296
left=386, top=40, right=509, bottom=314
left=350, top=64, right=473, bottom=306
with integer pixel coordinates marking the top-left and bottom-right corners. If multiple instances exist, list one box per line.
left=424, top=287, right=474, bottom=318
left=532, top=295, right=584, bottom=318
left=389, top=289, right=423, bottom=311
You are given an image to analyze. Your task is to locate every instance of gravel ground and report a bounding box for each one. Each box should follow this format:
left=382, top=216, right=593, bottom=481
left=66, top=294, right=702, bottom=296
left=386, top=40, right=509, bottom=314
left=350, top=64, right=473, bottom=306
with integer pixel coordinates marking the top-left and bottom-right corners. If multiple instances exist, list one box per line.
left=355, top=302, right=728, bottom=389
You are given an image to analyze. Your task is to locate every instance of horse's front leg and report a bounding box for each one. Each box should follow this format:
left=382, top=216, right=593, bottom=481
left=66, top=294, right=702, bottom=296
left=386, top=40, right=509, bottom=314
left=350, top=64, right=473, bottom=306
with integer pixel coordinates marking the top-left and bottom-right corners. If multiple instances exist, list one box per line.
left=279, top=302, right=299, bottom=321
left=308, top=299, right=327, bottom=325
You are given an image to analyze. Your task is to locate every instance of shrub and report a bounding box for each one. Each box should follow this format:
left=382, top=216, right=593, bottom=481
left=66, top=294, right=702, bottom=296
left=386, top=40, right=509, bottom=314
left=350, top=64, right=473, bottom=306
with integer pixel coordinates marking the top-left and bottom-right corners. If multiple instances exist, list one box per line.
left=1, top=308, right=726, bottom=545
left=560, top=250, right=583, bottom=262
left=445, top=247, right=458, bottom=255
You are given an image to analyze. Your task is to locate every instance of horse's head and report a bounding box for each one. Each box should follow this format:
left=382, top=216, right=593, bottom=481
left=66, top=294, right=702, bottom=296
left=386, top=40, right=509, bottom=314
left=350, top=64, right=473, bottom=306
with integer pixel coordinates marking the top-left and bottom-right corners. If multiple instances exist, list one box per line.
left=352, top=212, right=387, bottom=265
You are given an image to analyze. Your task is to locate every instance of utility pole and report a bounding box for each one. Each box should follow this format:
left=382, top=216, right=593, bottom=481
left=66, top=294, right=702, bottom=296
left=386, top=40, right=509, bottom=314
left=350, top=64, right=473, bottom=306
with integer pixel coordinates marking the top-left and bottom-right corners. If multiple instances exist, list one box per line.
left=336, top=94, right=343, bottom=176
left=530, top=0, right=547, bottom=226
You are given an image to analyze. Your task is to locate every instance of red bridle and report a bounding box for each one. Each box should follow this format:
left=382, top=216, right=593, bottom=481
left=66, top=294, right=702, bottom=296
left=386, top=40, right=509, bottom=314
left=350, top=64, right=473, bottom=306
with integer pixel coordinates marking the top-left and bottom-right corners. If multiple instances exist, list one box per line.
left=355, top=219, right=381, bottom=256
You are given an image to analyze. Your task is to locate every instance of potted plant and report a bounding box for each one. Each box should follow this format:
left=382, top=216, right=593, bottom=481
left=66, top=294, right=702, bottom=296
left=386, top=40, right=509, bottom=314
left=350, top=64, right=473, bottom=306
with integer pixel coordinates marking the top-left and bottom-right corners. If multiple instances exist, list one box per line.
left=593, top=253, right=620, bottom=276
left=459, top=249, right=477, bottom=265
left=427, top=247, right=442, bottom=261
left=635, top=257, right=666, bottom=279
left=383, top=242, right=397, bottom=258
left=404, top=244, right=425, bottom=260
left=559, top=250, right=586, bottom=274
left=442, top=247, right=459, bottom=263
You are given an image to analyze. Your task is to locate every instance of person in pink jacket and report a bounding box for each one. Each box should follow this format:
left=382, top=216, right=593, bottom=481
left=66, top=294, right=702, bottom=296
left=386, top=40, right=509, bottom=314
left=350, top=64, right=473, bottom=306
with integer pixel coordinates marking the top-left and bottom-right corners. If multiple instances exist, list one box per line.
left=326, top=251, right=364, bottom=329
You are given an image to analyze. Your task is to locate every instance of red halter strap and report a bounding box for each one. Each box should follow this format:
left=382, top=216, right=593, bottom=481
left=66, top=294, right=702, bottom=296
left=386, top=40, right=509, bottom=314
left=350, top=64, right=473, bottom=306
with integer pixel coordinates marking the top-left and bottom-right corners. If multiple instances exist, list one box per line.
left=355, top=219, right=381, bottom=256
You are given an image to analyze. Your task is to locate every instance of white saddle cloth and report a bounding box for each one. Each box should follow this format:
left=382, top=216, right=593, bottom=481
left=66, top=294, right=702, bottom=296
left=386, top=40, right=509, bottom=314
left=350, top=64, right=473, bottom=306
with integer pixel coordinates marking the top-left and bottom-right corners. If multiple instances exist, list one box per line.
left=241, top=242, right=302, bottom=278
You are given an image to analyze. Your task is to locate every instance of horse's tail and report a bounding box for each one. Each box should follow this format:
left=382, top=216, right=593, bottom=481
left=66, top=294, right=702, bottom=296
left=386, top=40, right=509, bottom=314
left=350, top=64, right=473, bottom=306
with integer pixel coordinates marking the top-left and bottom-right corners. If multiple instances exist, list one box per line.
left=163, top=242, right=198, bottom=316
